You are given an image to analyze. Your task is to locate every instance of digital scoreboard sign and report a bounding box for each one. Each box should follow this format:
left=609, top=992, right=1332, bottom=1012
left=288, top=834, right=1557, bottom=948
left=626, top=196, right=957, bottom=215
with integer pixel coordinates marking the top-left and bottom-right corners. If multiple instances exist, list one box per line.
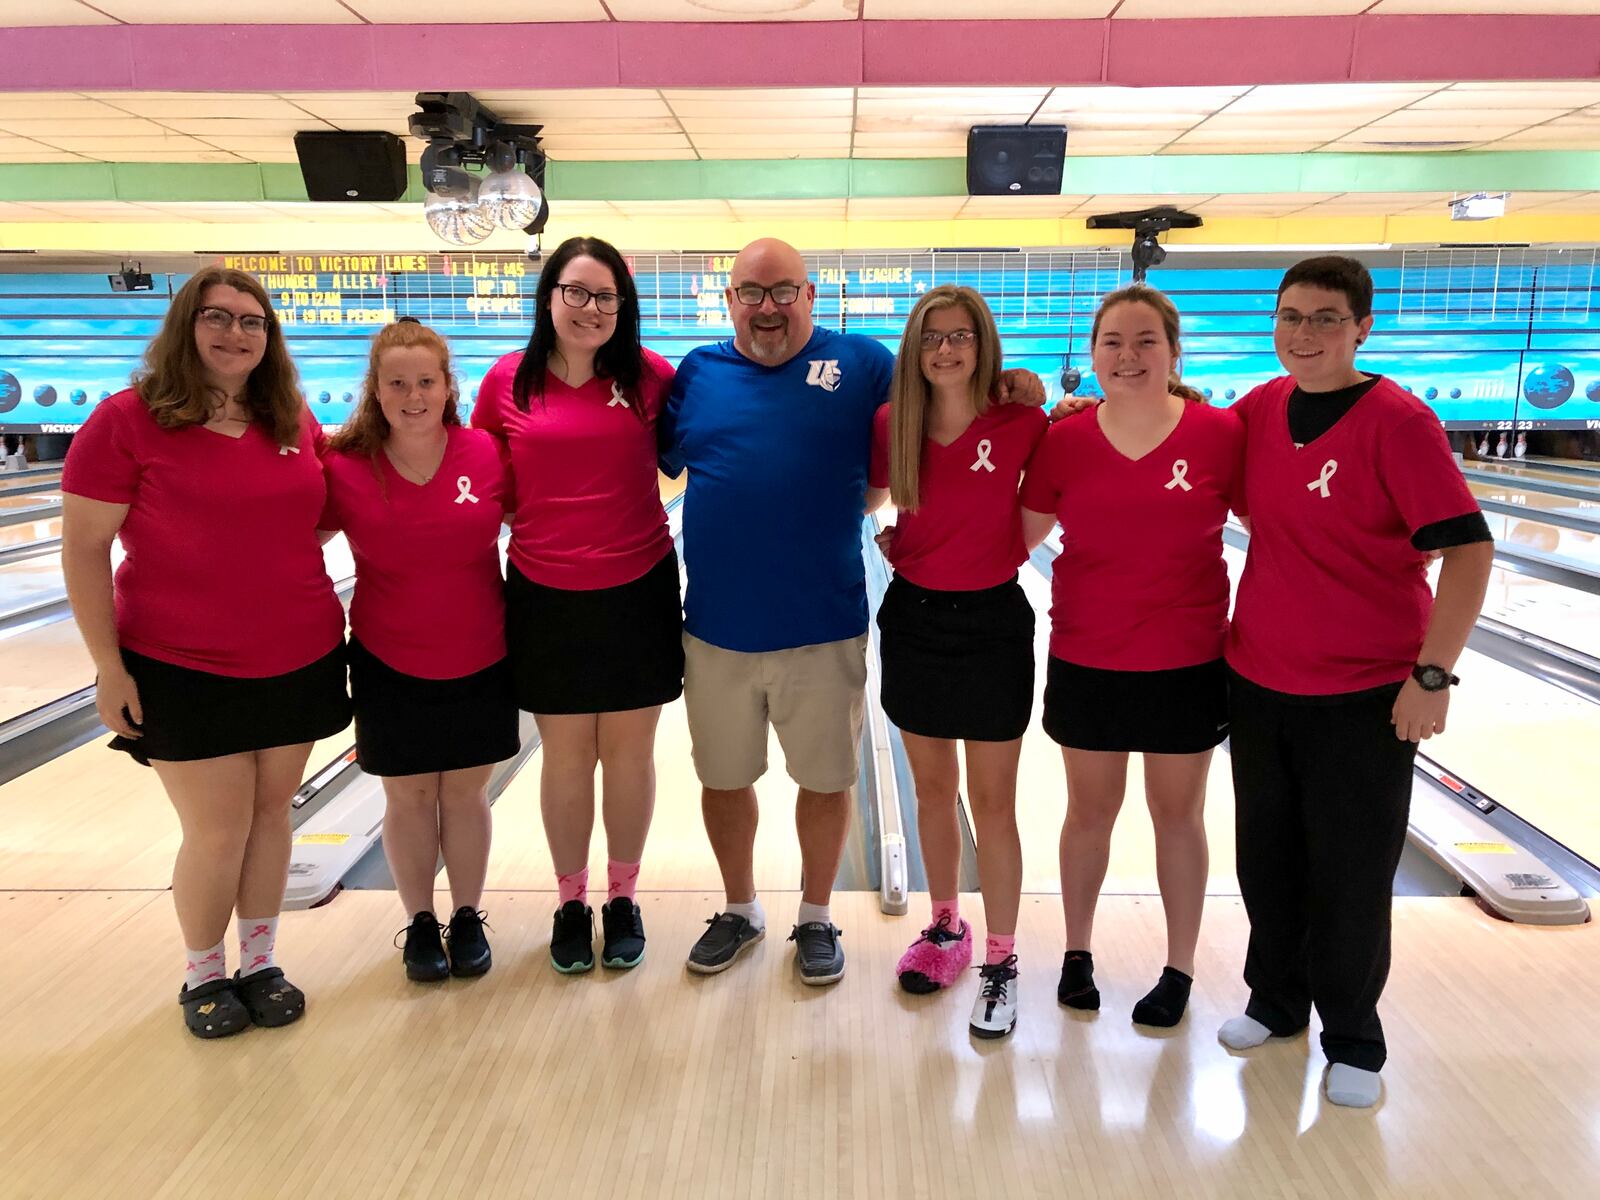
left=3, top=251, right=1599, bottom=433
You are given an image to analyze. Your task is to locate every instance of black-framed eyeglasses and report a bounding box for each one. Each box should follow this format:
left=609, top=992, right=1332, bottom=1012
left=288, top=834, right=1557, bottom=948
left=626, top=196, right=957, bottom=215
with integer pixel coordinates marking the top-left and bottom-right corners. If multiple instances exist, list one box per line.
left=731, top=282, right=802, bottom=307
left=920, top=329, right=977, bottom=350
left=196, top=306, right=271, bottom=336
left=556, top=283, right=623, bottom=315
left=1273, top=311, right=1355, bottom=333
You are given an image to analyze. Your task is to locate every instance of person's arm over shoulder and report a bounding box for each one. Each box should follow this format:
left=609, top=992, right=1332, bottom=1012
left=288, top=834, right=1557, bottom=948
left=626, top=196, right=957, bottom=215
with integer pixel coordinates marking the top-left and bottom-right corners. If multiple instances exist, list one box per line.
left=1018, top=419, right=1063, bottom=539
left=639, top=347, right=677, bottom=420
left=658, top=349, right=701, bottom=479
left=865, top=401, right=892, bottom=514
left=316, top=449, right=346, bottom=537
left=1220, top=404, right=1248, bottom=520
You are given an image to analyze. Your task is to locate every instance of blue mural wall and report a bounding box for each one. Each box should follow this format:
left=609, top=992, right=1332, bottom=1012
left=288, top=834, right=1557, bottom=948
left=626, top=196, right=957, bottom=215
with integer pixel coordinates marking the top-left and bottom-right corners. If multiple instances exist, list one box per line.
left=3, top=250, right=1598, bottom=433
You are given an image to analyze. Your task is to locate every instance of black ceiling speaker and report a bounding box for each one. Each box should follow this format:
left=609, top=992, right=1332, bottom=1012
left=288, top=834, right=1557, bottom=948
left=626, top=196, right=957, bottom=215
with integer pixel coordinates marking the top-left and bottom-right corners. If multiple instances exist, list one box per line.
left=294, top=131, right=408, bottom=202
left=966, top=125, right=1067, bottom=196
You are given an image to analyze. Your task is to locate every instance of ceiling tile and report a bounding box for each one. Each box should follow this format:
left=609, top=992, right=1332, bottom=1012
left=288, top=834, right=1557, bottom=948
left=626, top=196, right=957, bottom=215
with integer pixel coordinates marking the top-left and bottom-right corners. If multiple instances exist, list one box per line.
left=868, top=1, right=1110, bottom=15
left=1037, top=85, right=1248, bottom=117
left=0, top=117, right=168, bottom=136
left=93, top=0, right=358, bottom=19
left=1117, top=0, right=1367, bottom=12
left=346, top=0, right=605, bottom=17
left=0, top=0, right=116, bottom=23
left=607, top=0, right=862, bottom=19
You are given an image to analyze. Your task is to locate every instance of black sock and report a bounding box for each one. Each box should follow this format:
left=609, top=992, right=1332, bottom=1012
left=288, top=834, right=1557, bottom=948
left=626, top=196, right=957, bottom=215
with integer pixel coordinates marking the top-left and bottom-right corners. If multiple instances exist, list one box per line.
left=1057, top=950, right=1100, bottom=1010
left=1132, top=966, right=1192, bottom=1028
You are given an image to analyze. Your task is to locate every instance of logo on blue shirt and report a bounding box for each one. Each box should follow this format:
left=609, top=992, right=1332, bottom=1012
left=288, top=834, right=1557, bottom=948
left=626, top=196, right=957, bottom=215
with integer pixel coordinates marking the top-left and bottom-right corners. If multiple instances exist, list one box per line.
left=805, top=359, right=843, bottom=392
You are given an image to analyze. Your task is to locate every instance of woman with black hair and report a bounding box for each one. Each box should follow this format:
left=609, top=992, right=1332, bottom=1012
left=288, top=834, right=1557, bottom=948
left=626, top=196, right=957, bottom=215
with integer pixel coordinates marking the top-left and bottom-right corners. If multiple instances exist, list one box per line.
left=472, top=236, right=682, bottom=975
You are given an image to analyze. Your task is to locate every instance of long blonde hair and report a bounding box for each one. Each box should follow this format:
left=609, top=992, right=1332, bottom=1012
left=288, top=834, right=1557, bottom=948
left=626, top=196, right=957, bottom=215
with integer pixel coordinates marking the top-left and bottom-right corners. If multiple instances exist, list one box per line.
left=327, top=320, right=462, bottom=462
left=888, top=285, right=1003, bottom=512
left=133, top=267, right=304, bottom=448
left=1089, top=283, right=1206, bottom=404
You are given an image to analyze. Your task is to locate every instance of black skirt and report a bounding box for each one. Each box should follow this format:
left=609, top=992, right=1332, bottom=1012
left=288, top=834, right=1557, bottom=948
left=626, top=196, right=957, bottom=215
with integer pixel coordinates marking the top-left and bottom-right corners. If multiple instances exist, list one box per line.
left=1042, top=655, right=1229, bottom=754
left=109, top=643, right=351, bottom=767
left=347, top=637, right=520, bottom=777
left=876, top=574, right=1035, bottom=742
left=504, top=548, right=685, bottom=715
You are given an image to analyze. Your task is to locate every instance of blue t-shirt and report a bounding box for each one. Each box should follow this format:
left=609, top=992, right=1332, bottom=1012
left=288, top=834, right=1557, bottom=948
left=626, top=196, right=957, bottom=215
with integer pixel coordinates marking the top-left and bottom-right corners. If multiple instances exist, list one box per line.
left=660, top=327, right=895, bottom=652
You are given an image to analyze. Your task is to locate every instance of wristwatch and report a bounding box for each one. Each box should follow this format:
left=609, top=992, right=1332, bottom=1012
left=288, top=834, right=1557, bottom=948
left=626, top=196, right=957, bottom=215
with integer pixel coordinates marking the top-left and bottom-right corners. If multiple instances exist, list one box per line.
left=1411, top=664, right=1460, bottom=692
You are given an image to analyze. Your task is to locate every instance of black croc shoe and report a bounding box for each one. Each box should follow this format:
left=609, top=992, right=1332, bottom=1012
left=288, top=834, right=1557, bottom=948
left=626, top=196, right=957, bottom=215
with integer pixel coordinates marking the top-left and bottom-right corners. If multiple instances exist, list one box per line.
left=446, top=907, right=492, bottom=978
left=233, top=967, right=306, bottom=1028
left=179, top=978, right=250, bottom=1040
left=398, top=912, right=450, bottom=983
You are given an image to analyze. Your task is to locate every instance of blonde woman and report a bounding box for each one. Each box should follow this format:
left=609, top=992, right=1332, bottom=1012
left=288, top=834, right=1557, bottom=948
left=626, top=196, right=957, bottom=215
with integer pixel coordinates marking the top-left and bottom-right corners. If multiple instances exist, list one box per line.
left=870, top=285, right=1048, bottom=1039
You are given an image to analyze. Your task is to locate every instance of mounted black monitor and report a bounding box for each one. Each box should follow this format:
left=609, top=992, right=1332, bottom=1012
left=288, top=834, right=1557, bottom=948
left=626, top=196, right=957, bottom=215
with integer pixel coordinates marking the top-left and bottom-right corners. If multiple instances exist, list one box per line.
left=294, top=131, right=408, bottom=202
left=966, top=125, right=1067, bottom=196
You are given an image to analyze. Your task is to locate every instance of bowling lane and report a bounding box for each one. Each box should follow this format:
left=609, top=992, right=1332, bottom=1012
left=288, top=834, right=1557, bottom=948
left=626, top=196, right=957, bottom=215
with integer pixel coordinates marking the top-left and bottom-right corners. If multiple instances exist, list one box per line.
left=1478, top=548, right=1600, bottom=659
left=0, top=490, right=59, bottom=516
left=0, top=619, right=96, bottom=725
left=1468, top=459, right=1600, bottom=495
left=1468, top=479, right=1600, bottom=533
left=0, top=724, right=358, bottom=890
left=0, top=551, right=68, bottom=617
left=0, top=472, right=62, bottom=496
left=0, top=515, right=62, bottom=551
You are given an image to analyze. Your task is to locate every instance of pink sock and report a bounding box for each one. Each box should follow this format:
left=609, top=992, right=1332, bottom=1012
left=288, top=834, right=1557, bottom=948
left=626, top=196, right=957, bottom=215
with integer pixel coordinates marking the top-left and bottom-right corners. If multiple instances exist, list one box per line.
left=557, top=867, right=589, bottom=907
left=607, top=859, right=641, bottom=902
left=237, top=916, right=278, bottom=979
left=931, top=897, right=960, bottom=929
left=985, top=933, right=1016, bottom=965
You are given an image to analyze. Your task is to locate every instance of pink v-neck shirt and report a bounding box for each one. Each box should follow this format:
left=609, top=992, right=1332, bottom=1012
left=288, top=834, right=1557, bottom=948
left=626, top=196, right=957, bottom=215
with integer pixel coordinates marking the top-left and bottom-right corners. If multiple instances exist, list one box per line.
left=320, top=425, right=508, bottom=680
left=61, top=388, right=344, bottom=677
left=1225, top=375, right=1481, bottom=695
left=870, top=401, right=1047, bottom=591
left=472, top=349, right=675, bottom=591
left=1020, top=402, right=1245, bottom=670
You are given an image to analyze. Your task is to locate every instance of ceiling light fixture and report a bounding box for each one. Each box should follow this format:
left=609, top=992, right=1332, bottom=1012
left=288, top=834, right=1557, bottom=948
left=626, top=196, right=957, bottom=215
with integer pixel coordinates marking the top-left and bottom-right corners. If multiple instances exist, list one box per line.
left=1085, top=206, right=1204, bottom=281
left=408, top=92, right=548, bottom=247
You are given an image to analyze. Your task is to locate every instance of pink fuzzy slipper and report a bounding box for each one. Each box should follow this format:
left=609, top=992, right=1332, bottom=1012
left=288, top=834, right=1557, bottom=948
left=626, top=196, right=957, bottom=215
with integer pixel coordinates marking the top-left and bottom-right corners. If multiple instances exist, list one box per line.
left=896, top=913, right=972, bottom=994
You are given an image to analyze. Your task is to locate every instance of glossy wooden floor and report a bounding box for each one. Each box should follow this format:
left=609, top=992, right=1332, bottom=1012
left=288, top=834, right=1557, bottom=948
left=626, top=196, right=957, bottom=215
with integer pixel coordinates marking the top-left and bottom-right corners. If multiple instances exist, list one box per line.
left=0, top=890, right=1594, bottom=1200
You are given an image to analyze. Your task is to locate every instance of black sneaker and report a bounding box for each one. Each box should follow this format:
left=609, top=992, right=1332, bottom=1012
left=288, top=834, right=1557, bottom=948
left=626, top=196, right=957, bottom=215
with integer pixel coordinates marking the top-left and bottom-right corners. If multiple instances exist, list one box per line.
left=446, top=906, right=492, bottom=978
left=550, top=900, right=595, bottom=974
left=600, top=897, right=646, bottom=970
left=686, top=911, right=764, bottom=975
left=788, top=921, right=845, bottom=986
left=397, top=912, right=449, bottom=983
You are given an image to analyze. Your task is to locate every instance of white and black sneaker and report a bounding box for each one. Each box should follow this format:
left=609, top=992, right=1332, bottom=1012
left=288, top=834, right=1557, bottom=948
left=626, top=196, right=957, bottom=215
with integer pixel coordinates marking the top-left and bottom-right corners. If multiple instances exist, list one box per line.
left=969, top=955, right=1019, bottom=1040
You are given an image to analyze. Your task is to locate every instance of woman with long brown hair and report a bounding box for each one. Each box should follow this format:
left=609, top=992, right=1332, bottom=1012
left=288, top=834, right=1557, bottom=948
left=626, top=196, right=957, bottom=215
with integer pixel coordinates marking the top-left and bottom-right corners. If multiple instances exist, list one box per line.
left=320, top=320, right=515, bottom=983
left=870, top=284, right=1048, bottom=1039
left=1020, top=282, right=1243, bottom=1031
left=61, top=267, right=349, bottom=1038
left=472, top=236, right=680, bottom=976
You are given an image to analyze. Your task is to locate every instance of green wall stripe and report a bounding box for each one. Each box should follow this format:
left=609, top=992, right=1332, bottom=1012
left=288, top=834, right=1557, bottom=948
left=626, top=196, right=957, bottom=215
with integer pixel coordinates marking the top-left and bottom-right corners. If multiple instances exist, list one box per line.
left=2, top=152, right=1597, bottom=206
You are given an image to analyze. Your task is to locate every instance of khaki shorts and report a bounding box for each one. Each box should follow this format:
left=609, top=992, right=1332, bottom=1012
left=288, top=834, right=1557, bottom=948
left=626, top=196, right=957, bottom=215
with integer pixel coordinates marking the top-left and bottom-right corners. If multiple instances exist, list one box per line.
left=683, top=632, right=868, bottom=794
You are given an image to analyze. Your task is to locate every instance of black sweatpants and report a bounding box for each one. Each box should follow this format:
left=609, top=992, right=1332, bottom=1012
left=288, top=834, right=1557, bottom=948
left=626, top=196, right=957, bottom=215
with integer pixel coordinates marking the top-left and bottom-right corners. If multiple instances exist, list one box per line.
left=1228, top=675, right=1416, bottom=1073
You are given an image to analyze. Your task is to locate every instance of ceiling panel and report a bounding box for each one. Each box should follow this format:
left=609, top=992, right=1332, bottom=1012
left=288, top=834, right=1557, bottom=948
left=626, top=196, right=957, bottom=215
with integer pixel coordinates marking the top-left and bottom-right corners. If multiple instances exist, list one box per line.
left=1224, top=83, right=1441, bottom=114
left=678, top=117, right=852, bottom=134
left=0, top=98, right=137, bottom=121
left=845, top=197, right=969, bottom=220
left=728, top=199, right=850, bottom=218
left=1161, top=142, right=1323, bottom=156
left=867, top=0, right=1111, bottom=14
left=0, top=0, right=115, bottom=22
left=31, top=135, right=221, bottom=152
left=851, top=130, right=967, bottom=150
left=606, top=0, right=862, bottom=19
left=92, top=0, right=357, bottom=19
left=1118, top=0, right=1366, bottom=13
left=346, top=0, right=606, bottom=18
left=1372, top=1, right=1600, bottom=12
left=0, top=117, right=169, bottom=136
left=0, top=151, right=92, bottom=163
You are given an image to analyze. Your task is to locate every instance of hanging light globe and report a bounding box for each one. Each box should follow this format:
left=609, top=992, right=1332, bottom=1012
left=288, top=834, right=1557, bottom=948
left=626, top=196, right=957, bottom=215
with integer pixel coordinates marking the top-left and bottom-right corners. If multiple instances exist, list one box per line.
left=423, top=178, right=495, bottom=246
left=479, top=167, right=543, bottom=230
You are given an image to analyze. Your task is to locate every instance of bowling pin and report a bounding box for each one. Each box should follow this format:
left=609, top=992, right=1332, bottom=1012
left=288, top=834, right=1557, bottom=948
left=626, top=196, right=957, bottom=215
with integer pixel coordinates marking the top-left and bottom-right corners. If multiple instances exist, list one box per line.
left=1496, top=433, right=1509, bottom=458
left=1514, top=433, right=1527, bottom=459
left=1477, top=435, right=1491, bottom=457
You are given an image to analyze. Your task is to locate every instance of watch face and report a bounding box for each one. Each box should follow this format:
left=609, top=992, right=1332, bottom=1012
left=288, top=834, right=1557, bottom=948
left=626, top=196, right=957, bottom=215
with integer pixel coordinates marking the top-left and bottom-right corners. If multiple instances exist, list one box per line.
left=1417, top=666, right=1448, bottom=690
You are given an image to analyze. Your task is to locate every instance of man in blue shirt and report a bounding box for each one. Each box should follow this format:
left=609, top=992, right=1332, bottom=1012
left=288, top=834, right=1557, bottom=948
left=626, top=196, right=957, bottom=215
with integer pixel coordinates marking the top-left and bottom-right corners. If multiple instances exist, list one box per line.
left=660, top=238, right=1040, bottom=985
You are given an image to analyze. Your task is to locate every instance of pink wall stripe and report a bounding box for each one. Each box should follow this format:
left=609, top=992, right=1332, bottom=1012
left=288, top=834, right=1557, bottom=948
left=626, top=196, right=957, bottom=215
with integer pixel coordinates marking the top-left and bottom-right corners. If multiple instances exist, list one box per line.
left=862, top=20, right=1105, bottom=86
left=1106, top=18, right=1356, bottom=88
left=617, top=22, right=861, bottom=88
left=1, top=17, right=1596, bottom=94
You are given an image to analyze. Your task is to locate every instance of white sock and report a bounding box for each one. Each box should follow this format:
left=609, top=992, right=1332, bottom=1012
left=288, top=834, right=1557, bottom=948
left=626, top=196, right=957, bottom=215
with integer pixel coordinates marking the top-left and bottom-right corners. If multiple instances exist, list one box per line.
left=236, top=915, right=279, bottom=979
left=1325, top=1064, right=1382, bottom=1108
left=797, top=900, right=831, bottom=929
left=725, top=897, right=765, bottom=933
left=184, top=938, right=227, bottom=991
left=1218, top=1014, right=1274, bottom=1050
